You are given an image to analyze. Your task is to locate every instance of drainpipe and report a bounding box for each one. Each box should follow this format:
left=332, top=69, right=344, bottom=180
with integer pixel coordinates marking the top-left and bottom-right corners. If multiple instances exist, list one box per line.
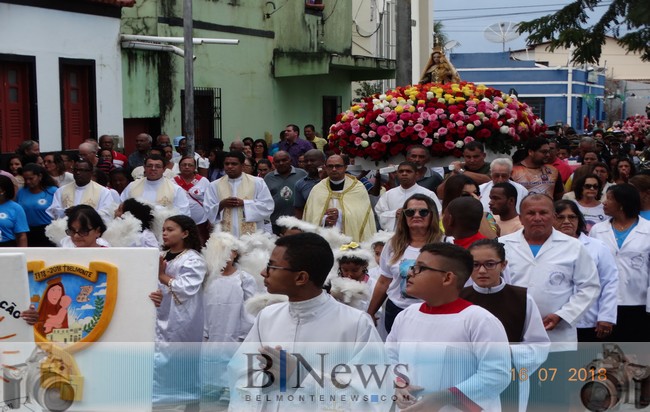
left=566, top=47, right=574, bottom=126
left=120, top=34, right=239, bottom=46
left=121, top=41, right=194, bottom=59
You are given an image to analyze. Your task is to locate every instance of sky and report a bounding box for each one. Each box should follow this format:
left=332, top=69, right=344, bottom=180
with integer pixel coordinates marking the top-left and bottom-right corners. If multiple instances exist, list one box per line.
left=434, top=0, right=609, bottom=54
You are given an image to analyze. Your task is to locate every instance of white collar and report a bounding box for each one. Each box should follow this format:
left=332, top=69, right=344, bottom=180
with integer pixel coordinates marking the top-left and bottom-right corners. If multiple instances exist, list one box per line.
left=288, top=291, right=330, bottom=322
left=471, top=277, right=506, bottom=294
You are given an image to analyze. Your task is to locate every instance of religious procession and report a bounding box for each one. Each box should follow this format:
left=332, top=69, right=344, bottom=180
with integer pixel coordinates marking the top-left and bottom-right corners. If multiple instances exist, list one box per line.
left=2, top=0, right=650, bottom=411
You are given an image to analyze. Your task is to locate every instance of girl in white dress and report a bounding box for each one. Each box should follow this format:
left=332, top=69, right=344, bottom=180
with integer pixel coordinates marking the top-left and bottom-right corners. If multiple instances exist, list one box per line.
left=149, top=215, right=206, bottom=411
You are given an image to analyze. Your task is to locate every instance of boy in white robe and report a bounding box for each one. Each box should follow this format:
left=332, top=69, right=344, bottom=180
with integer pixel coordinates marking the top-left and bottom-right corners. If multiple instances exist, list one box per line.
left=386, top=242, right=511, bottom=412
left=228, top=232, right=389, bottom=411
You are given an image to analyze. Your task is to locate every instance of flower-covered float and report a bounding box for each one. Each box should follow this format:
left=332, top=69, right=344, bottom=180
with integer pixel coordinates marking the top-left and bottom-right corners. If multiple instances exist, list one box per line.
left=328, top=82, right=546, bottom=166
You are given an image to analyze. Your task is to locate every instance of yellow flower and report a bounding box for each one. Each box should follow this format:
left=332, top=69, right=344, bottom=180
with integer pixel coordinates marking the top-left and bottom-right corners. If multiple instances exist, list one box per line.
left=418, top=99, right=425, bottom=105
left=395, top=105, right=404, bottom=114
left=385, top=95, right=393, bottom=101
left=409, top=105, right=416, bottom=112
left=446, top=97, right=456, bottom=104
left=341, top=115, right=348, bottom=122
left=351, top=105, right=361, bottom=112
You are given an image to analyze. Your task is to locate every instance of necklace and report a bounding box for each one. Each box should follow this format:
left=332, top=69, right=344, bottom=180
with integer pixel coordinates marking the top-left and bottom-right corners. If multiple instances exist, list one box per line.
left=612, top=219, right=635, bottom=232
left=163, top=248, right=188, bottom=262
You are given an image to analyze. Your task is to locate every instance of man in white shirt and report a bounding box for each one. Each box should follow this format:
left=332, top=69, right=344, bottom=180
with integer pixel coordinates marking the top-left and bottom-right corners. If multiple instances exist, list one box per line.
left=47, top=159, right=115, bottom=222
left=120, top=154, right=190, bottom=216
left=479, top=157, right=529, bottom=213
left=375, top=162, right=442, bottom=231
left=501, top=193, right=599, bottom=349
left=500, top=193, right=600, bottom=410
left=204, top=151, right=274, bottom=237
left=228, top=232, right=387, bottom=411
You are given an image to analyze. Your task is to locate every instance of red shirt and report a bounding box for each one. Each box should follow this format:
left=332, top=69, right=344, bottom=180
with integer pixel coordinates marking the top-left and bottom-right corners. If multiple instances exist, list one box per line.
left=453, top=232, right=487, bottom=249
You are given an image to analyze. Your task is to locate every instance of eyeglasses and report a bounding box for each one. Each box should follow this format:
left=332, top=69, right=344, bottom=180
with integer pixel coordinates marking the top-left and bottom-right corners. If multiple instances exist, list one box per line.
left=408, top=264, right=448, bottom=276
left=473, top=260, right=503, bottom=271
left=266, top=263, right=300, bottom=273
left=403, top=208, right=431, bottom=218
left=556, top=214, right=578, bottom=221
left=66, top=228, right=94, bottom=237
left=326, top=164, right=346, bottom=169
left=583, top=184, right=599, bottom=190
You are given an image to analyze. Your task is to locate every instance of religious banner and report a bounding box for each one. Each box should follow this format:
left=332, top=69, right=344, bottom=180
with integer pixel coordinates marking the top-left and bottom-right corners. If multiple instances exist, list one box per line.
left=0, top=248, right=158, bottom=412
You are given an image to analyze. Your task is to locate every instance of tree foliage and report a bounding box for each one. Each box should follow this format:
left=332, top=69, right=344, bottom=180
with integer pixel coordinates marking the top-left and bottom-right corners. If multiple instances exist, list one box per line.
left=517, top=0, right=650, bottom=65
left=433, top=21, right=449, bottom=48
left=83, top=296, right=104, bottom=334
left=354, top=81, right=384, bottom=99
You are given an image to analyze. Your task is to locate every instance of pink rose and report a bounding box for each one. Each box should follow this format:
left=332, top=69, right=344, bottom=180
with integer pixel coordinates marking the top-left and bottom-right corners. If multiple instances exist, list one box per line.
left=394, top=124, right=404, bottom=133
left=464, top=136, right=475, bottom=143
left=418, top=130, right=429, bottom=139
left=444, top=141, right=455, bottom=150
left=354, top=137, right=363, bottom=146
left=413, top=124, right=424, bottom=132
left=381, top=135, right=391, bottom=143
left=368, top=131, right=377, bottom=137
left=423, top=138, right=433, bottom=147
left=377, top=125, right=389, bottom=136
left=467, top=106, right=477, bottom=114
left=438, top=127, right=448, bottom=136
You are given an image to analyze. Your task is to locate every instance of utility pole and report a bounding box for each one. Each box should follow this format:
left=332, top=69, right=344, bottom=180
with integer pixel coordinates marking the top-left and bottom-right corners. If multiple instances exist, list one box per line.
left=183, top=0, right=194, bottom=156
left=396, top=0, right=412, bottom=86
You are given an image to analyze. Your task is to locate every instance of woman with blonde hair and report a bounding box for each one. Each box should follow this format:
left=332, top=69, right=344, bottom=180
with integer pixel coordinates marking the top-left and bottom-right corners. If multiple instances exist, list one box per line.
left=367, top=193, right=442, bottom=333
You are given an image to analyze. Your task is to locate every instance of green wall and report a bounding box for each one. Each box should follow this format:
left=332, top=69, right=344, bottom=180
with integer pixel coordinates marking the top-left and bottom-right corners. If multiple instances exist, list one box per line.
left=120, top=0, right=364, bottom=145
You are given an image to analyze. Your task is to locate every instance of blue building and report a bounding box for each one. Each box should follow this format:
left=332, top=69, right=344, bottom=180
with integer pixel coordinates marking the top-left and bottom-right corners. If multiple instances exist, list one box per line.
left=450, top=52, right=606, bottom=131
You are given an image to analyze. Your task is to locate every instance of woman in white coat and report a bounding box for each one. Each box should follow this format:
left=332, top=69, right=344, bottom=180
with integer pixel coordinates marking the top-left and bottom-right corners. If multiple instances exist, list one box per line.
left=554, top=200, right=618, bottom=342
left=590, top=184, right=650, bottom=342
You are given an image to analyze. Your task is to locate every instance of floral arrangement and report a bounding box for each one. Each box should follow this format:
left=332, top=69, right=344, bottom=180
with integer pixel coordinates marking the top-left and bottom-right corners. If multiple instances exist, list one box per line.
left=328, top=82, right=545, bottom=161
left=622, top=114, right=650, bottom=141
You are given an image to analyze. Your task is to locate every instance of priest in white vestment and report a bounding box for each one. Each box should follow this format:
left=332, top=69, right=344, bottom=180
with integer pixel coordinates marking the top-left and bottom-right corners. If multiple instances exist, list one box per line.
left=120, top=154, right=190, bottom=216
left=374, top=162, right=442, bottom=231
left=228, top=233, right=390, bottom=411
left=204, top=151, right=274, bottom=238
left=47, top=159, right=115, bottom=222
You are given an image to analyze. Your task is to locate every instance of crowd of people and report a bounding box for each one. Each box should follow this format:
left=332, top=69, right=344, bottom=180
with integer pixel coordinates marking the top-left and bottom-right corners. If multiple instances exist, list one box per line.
left=8, top=120, right=650, bottom=411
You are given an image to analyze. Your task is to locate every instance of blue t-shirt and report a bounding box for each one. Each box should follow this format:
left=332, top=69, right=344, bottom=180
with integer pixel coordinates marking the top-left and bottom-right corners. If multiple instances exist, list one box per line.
left=0, top=200, right=30, bottom=241
left=16, top=186, right=56, bottom=226
left=529, top=244, right=542, bottom=257
left=640, top=210, right=650, bottom=221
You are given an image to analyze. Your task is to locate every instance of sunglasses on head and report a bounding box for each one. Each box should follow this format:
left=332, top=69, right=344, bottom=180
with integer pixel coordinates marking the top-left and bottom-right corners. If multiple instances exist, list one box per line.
left=403, top=208, right=430, bottom=218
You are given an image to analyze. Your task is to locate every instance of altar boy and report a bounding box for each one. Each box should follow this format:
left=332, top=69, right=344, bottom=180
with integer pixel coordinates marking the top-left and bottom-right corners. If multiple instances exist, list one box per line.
left=386, top=243, right=511, bottom=412
left=228, top=233, right=387, bottom=411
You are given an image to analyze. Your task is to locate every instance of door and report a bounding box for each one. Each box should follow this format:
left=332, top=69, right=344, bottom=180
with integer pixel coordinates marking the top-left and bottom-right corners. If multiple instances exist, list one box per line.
left=0, top=62, right=31, bottom=153
left=61, top=64, right=91, bottom=149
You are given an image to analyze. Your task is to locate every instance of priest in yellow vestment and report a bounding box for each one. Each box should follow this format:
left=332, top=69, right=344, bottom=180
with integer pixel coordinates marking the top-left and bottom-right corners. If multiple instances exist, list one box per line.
left=303, top=155, right=376, bottom=242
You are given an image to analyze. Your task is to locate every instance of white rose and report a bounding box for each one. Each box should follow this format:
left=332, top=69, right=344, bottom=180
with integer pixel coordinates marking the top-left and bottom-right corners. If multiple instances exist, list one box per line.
left=500, top=125, right=510, bottom=134
left=455, top=141, right=464, bottom=148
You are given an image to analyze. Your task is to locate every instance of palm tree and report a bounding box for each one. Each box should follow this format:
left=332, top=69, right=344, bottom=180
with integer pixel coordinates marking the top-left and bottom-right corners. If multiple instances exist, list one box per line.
left=433, top=21, right=449, bottom=49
